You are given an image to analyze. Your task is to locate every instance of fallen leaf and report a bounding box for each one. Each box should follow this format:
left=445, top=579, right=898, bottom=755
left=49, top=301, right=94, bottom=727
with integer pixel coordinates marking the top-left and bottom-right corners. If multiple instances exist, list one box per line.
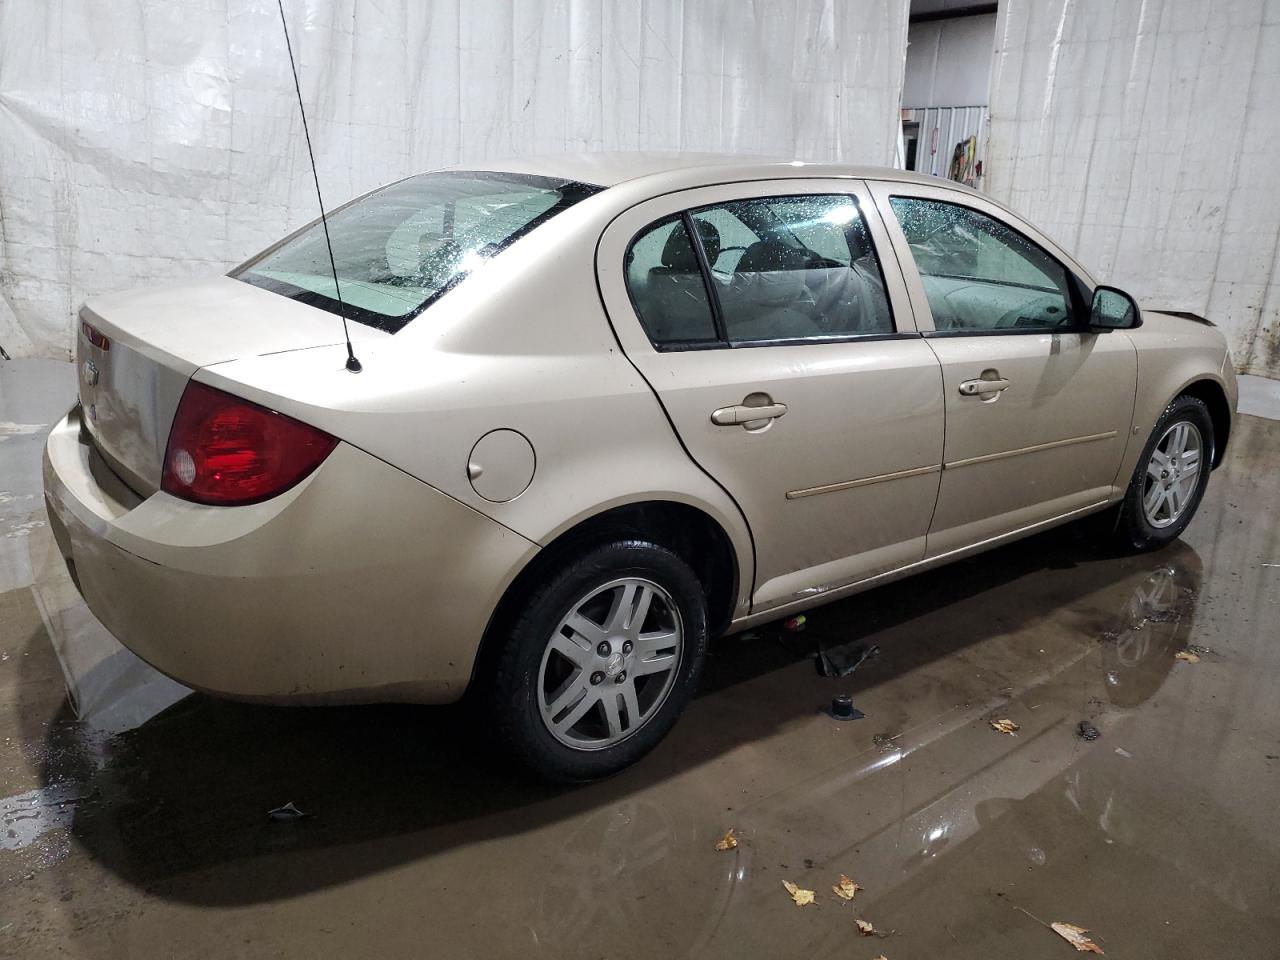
left=714, top=828, right=738, bottom=851
left=872, top=956, right=889, bottom=960
left=1174, top=651, right=1200, bottom=663
left=1051, top=921, right=1105, bottom=954
left=832, top=874, right=863, bottom=900
left=990, top=718, right=1020, bottom=735
left=856, top=918, right=876, bottom=935
left=782, top=880, right=816, bottom=906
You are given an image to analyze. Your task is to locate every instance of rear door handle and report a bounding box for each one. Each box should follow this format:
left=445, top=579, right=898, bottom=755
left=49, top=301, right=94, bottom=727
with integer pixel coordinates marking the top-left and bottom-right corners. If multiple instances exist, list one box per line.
left=711, top=401, right=788, bottom=427
left=958, top=377, right=1011, bottom=397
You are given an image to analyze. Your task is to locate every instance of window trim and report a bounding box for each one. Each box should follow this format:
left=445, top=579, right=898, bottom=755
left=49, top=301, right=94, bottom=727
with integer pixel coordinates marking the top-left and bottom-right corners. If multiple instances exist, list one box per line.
left=623, top=192, right=901, bottom=352
left=620, top=213, right=722, bottom=350
left=718, top=331, right=921, bottom=349
left=683, top=210, right=729, bottom=343
left=920, top=326, right=1079, bottom=340
left=885, top=193, right=1091, bottom=337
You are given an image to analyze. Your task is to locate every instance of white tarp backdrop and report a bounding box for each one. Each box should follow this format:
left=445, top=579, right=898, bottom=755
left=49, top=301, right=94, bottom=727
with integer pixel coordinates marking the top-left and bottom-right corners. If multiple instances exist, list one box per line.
left=0, top=0, right=908, bottom=359
left=987, top=0, right=1280, bottom=378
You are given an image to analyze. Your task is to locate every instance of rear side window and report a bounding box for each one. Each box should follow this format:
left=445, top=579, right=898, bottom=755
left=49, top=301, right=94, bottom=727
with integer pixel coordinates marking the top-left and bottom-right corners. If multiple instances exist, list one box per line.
left=624, top=194, right=893, bottom=349
left=691, top=195, right=893, bottom=343
left=234, top=171, right=600, bottom=333
left=625, top=217, right=719, bottom=345
left=888, top=196, right=1075, bottom=333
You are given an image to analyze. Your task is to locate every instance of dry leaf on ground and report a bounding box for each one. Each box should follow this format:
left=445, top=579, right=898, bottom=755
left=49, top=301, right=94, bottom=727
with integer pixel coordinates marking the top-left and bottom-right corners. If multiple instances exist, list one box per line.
left=990, top=718, right=1020, bottom=735
left=714, top=828, right=738, bottom=851
left=855, top=919, right=876, bottom=935
left=1175, top=651, right=1201, bottom=663
left=832, top=874, right=863, bottom=900
left=782, top=880, right=816, bottom=906
left=1051, top=922, right=1105, bottom=954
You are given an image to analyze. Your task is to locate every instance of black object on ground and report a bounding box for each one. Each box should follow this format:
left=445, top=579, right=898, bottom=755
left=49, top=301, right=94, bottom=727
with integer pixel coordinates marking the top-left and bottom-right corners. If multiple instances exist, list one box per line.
left=816, top=641, right=880, bottom=678
left=267, top=801, right=310, bottom=822
left=1077, top=720, right=1101, bottom=741
left=829, top=694, right=865, bottom=721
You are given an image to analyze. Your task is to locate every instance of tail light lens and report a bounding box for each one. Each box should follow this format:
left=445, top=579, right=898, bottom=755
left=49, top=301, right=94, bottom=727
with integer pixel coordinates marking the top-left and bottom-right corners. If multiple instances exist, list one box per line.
left=161, top=381, right=337, bottom=506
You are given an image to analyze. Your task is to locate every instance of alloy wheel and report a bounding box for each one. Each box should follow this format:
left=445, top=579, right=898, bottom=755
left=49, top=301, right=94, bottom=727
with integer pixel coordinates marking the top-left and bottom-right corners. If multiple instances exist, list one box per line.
left=1141, top=420, right=1204, bottom=528
left=537, top=577, right=684, bottom=750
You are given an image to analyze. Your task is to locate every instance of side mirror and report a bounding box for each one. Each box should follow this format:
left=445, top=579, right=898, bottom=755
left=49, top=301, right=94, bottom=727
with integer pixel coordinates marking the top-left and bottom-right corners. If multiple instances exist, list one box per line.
left=1089, top=285, right=1140, bottom=331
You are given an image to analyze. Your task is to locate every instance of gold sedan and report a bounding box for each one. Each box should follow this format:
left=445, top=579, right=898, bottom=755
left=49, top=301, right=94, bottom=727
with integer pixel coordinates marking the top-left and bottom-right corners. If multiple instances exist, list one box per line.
left=43, top=154, right=1236, bottom=780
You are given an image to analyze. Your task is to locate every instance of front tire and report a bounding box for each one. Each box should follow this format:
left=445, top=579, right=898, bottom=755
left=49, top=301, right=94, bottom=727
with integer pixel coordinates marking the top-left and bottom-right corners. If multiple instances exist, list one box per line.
left=1113, top=394, right=1214, bottom=552
left=488, top=540, right=708, bottom=782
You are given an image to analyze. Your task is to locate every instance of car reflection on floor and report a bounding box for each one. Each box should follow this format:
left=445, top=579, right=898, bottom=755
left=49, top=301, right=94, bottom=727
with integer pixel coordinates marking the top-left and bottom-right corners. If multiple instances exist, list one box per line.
left=17, top=519, right=1194, bottom=904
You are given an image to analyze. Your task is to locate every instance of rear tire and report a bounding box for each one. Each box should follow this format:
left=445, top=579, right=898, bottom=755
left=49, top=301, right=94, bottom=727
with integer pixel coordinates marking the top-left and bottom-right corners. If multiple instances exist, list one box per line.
left=1113, top=395, right=1214, bottom=552
left=487, top=540, right=708, bottom=783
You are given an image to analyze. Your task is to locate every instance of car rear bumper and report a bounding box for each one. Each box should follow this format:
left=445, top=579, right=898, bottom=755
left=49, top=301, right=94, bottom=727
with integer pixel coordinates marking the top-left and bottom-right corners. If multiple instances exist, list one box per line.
left=42, top=405, right=538, bottom=705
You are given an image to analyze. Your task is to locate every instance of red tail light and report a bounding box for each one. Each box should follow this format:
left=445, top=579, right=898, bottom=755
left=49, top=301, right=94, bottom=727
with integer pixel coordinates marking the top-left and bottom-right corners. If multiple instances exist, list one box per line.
left=161, top=381, right=337, bottom=506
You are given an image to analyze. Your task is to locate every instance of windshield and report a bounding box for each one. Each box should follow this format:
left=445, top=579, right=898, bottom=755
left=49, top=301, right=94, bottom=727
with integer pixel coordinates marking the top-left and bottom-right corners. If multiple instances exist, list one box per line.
left=233, top=171, right=600, bottom=333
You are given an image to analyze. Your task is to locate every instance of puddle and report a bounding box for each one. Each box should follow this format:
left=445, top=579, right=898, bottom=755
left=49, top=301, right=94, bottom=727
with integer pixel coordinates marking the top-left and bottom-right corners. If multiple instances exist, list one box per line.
left=0, top=781, right=91, bottom=879
left=0, top=422, right=46, bottom=442
left=1, top=781, right=90, bottom=853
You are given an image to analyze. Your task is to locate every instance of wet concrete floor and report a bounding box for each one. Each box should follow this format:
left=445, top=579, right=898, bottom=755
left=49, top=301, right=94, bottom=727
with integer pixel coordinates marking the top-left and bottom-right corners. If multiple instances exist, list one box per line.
left=2, top=359, right=1279, bottom=959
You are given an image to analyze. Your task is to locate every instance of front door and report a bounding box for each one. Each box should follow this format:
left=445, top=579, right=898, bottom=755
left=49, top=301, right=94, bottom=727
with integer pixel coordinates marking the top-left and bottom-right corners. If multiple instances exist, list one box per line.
left=869, top=182, right=1137, bottom=557
left=596, top=180, right=944, bottom=613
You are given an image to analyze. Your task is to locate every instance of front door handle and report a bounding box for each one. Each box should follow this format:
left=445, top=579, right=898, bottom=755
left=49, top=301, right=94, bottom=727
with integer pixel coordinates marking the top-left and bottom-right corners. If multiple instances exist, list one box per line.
left=711, top=399, right=788, bottom=427
left=958, top=377, right=1011, bottom=397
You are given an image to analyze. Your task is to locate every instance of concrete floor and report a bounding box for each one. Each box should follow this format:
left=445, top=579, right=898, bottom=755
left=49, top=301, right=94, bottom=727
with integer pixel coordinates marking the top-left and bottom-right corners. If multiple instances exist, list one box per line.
left=2, top=359, right=1279, bottom=959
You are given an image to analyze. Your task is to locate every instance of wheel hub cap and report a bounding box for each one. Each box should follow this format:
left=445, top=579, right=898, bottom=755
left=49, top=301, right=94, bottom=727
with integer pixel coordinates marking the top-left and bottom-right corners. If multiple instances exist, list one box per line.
left=536, top=577, right=684, bottom=751
left=1141, top=420, right=1204, bottom=529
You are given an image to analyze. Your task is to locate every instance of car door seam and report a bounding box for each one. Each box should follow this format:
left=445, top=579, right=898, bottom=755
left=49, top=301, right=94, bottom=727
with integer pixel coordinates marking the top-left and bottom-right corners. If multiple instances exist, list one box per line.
left=919, top=334, right=949, bottom=545
left=866, top=183, right=948, bottom=554
left=1107, top=333, right=1142, bottom=491
left=863, top=180, right=923, bottom=336
left=590, top=223, right=760, bottom=614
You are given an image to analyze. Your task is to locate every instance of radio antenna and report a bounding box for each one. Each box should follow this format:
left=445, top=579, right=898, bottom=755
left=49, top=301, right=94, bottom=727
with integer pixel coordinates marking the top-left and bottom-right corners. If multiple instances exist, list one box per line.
left=276, top=0, right=361, bottom=373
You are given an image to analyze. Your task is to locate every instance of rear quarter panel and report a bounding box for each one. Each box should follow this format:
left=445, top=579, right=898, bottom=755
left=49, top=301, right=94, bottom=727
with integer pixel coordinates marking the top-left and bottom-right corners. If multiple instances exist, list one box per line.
left=198, top=193, right=758, bottom=618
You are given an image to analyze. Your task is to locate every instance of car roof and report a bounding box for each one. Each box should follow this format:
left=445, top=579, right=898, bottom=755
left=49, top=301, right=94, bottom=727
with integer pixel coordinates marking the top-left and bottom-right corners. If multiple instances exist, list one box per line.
left=435, top=151, right=1093, bottom=286
left=445, top=150, right=976, bottom=194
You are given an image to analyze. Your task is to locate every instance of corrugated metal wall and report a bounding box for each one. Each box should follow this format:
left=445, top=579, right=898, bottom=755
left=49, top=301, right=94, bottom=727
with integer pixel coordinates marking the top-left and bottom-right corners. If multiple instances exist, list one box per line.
left=901, top=105, right=987, bottom=186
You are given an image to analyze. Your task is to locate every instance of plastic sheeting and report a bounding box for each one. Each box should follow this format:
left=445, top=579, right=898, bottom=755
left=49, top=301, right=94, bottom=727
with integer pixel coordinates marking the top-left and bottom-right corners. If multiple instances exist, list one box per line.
left=0, top=0, right=908, bottom=359
left=987, top=0, right=1280, bottom=378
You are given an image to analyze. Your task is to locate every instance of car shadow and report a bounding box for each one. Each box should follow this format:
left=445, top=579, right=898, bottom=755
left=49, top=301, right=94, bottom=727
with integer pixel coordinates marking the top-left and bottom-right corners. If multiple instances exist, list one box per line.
left=22, top=521, right=1202, bottom=907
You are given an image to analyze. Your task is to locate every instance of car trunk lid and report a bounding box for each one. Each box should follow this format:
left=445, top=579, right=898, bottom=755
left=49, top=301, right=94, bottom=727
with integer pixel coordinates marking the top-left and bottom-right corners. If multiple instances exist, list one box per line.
left=76, top=276, right=379, bottom=495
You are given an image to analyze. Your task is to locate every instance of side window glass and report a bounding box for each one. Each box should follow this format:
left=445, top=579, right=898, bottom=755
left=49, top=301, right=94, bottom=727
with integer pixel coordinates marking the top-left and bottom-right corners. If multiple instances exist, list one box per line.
left=690, top=195, right=894, bottom=343
left=689, top=207, right=758, bottom=277
left=624, top=217, right=719, bottom=346
left=889, top=196, right=1074, bottom=332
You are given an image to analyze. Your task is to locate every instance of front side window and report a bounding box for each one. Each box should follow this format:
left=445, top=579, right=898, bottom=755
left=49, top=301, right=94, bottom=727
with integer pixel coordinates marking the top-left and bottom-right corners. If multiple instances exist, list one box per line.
left=888, top=196, right=1075, bottom=333
left=235, top=171, right=599, bottom=333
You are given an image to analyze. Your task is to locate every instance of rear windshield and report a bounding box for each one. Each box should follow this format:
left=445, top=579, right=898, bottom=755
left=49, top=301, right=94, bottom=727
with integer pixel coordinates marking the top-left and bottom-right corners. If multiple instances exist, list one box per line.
left=233, top=171, right=600, bottom=333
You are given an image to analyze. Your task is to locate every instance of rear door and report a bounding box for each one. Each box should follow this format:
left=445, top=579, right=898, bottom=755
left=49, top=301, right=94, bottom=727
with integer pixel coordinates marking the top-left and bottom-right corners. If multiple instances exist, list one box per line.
left=597, top=179, right=944, bottom=614
left=868, top=181, right=1136, bottom=557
